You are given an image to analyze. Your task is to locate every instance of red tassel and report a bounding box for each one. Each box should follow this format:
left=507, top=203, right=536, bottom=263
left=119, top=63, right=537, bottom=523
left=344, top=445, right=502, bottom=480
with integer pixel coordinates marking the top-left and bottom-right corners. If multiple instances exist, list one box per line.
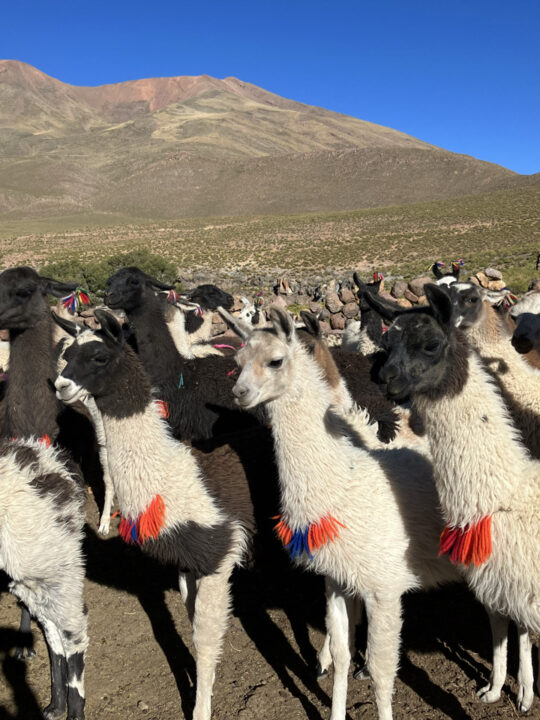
left=156, top=400, right=169, bottom=418
left=439, top=516, right=492, bottom=566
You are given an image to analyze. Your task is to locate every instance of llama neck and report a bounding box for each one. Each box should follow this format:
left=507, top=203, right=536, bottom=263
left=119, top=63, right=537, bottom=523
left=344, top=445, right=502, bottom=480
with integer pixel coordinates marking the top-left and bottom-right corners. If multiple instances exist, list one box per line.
left=267, top=346, right=357, bottom=526
left=4, top=313, right=59, bottom=439
left=187, top=310, right=213, bottom=345
left=414, top=349, right=528, bottom=526
left=467, top=305, right=540, bottom=381
left=359, top=309, right=383, bottom=355
left=166, top=308, right=195, bottom=358
left=127, top=291, right=184, bottom=384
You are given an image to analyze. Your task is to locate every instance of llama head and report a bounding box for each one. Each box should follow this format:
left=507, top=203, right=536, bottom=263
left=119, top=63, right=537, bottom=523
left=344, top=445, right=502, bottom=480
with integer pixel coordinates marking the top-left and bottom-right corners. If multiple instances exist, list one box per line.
left=0, top=266, right=79, bottom=329
left=179, top=284, right=234, bottom=312
left=353, top=272, right=383, bottom=312
left=105, top=267, right=174, bottom=313
left=376, top=284, right=466, bottom=401
left=511, top=313, right=540, bottom=354
left=230, top=307, right=298, bottom=409
left=54, top=309, right=129, bottom=406
left=448, top=282, right=485, bottom=328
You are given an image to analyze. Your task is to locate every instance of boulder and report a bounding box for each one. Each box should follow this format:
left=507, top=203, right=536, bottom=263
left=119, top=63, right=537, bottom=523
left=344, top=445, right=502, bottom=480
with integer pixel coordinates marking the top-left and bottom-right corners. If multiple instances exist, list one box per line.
left=319, top=320, right=332, bottom=334
left=488, top=280, right=506, bottom=292
left=408, top=276, right=432, bottom=297
left=342, top=302, right=359, bottom=319
left=475, top=271, right=490, bottom=288
left=484, top=267, right=503, bottom=280
left=391, top=280, right=407, bottom=299
left=339, top=288, right=356, bottom=304
left=404, top=289, right=419, bottom=304
left=326, top=292, right=343, bottom=314
left=396, top=298, right=413, bottom=309
left=270, top=295, right=288, bottom=310
left=330, top=314, right=346, bottom=330
left=468, top=276, right=481, bottom=286
left=417, top=295, right=428, bottom=305
left=319, top=308, right=331, bottom=322
left=309, top=301, right=322, bottom=314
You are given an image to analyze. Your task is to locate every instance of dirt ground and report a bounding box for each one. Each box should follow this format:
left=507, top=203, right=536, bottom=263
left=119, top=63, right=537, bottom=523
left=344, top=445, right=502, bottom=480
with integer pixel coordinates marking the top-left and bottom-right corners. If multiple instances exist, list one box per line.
left=1, top=491, right=539, bottom=720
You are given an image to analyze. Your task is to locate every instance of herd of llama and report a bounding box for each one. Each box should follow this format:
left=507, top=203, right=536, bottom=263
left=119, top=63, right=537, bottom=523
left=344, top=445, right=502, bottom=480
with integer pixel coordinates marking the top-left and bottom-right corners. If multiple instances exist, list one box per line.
left=0, top=261, right=539, bottom=720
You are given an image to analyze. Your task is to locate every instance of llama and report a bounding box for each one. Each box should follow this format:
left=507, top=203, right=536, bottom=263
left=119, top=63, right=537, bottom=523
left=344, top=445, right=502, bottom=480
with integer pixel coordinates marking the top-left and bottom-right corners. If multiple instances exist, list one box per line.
left=431, top=260, right=462, bottom=286
left=367, top=282, right=540, bottom=712
left=510, top=288, right=540, bottom=355
left=54, top=309, right=258, bottom=720
left=0, top=436, right=87, bottom=719
left=448, top=281, right=540, bottom=459
left=104, top=267, right=261, bottom=442
left=179, top=283, right=234, bottom=342
left=341, top=273, right=385, bottom=354
left=227, top=305, right=473, bottom=720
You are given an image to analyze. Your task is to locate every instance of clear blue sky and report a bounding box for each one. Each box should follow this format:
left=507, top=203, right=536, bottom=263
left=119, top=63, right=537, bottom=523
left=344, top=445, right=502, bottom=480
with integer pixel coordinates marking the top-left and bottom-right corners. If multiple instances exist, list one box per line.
left=2, top=0, right=539, bottom=174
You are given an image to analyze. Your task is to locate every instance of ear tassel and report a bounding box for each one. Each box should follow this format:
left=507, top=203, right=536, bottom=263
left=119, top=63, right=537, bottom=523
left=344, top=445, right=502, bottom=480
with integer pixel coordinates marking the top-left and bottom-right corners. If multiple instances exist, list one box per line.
left=372, top=272, right=384, bottom=282
left=61, top=288, right=91, bottom=315
left=167, top=289, right=178, bottom=304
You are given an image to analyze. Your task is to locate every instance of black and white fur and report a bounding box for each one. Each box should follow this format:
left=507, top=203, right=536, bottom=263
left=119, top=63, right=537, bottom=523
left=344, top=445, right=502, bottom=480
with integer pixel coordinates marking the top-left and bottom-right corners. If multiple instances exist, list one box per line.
left=54, top=310, right=257, bottom=720
left=0, top=437, right=87, bottom=719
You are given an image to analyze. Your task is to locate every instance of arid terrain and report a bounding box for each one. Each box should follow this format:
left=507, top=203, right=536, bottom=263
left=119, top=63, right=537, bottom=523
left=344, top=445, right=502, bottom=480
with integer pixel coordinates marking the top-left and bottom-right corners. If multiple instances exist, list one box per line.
left=1, top=60, right=537, bottom=220
left=1, top=492, right=538, bottom=720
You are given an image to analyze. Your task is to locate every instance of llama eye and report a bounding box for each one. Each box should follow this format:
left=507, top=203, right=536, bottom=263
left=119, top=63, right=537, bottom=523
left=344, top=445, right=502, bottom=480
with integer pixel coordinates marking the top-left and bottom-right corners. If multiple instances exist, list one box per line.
left=468, top=296, right=478, bottom=304
left=92, top=355, right=108, bottom=366
left=423, top=342, right=440, bottom=355
left=268, top=358, right=283, bottom=369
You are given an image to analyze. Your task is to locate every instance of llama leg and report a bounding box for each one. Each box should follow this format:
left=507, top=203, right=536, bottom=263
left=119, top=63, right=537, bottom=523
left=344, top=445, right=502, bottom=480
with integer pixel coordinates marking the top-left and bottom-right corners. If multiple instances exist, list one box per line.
left=317, top=576, right=334, bottom=677
left=14, top=604, right=36, bottom=660
left=351, top=596, right=370, bottom=680
left=41, top=619, right=68, bottom=720
left=325, top=578, right=350, bottom=720
left=64, top=628, right=88, bottom=720
left=97, top=469, right=114, bottom=535
left=97, top=444, right=113, bottom=535
left=477, top=611, right=508, bottom=703
left=179, top=570, right=197, bottom=625
left=516, top=625, right=534, bottom=713
left=191, top=567, right=233, bottom=720
left=363, top=592, right=402, bottom=720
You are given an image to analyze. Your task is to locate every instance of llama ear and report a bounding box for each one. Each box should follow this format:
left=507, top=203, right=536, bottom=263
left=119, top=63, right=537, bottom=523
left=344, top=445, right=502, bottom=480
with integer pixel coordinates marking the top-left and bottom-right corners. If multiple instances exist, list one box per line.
left=424, top=284, right=454, bottom=328
left=360, top=287, right=405, bottom=324
left=51, top=311, right=81, bottom=338
left=218, top=306, right=252, bottom=341
left=432, top=263, right=444, bottom=280
left=300, top=310, right=321, bottom=338
left=270, top=307, right=295, bottom=342
left=138, top=270, right=175, bottom=292
left=39, top=276, right=79, bottom=298
left=94, top=308, right=124, bottom=345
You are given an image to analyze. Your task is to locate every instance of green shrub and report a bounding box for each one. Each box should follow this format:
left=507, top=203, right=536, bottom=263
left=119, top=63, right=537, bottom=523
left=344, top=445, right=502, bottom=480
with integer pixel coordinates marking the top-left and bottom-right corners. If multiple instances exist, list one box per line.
left=40, top=250, right=179, bottom=298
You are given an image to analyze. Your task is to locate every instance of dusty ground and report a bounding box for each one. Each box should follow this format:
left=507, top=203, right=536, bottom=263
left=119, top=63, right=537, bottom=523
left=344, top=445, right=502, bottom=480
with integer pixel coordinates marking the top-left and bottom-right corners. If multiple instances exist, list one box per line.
left=1, top=491, right=539, bottom=720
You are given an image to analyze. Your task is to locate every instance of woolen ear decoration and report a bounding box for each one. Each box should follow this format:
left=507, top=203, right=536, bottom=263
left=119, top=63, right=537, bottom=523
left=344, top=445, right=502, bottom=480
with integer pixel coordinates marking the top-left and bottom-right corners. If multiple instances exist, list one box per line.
left=118, top=495, right=166, bottom=545
left=255, top=291, right=263, bottom=308
left=274, top=514, right=346, bottom=560
left=439, top=516, right=492, bottom=566
left=427, top=260, right=445, bottom=271
left=452, top=259, right=465, bottom=270
left=372, top=272, right=384, bottom=281
left=156, top=399, right=170, bottom=418
left=167, top=289, right=178, bottom=304
left=61, top=288, right=91, bottom=314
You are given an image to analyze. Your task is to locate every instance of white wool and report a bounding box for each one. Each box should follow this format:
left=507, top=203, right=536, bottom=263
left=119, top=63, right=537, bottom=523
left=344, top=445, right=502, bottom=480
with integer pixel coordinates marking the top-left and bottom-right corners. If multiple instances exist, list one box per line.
left=415, top=351, right=540, bottom=633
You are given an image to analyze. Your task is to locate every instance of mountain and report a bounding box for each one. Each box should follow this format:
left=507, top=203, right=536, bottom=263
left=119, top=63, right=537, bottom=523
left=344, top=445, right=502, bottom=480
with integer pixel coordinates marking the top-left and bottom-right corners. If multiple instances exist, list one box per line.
left=0, top=60, right=535, bottom=219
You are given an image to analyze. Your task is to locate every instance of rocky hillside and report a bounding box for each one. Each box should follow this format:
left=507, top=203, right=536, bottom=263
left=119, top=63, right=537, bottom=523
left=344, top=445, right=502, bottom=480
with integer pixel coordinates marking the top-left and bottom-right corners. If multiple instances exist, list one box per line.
left=0, top=60, right=535, bottom=219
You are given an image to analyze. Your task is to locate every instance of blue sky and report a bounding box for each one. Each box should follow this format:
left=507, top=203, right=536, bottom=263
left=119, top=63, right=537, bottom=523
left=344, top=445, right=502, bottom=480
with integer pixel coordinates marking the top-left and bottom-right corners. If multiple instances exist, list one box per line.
left=2, top=0, right=539, bottom=174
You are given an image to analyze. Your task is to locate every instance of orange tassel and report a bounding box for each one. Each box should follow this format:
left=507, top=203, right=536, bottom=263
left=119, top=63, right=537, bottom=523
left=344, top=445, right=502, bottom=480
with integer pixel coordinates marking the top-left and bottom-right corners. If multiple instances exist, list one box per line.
left=156, top=400, right=169, bottom=419
left=439, top=516, right=492, bottom=567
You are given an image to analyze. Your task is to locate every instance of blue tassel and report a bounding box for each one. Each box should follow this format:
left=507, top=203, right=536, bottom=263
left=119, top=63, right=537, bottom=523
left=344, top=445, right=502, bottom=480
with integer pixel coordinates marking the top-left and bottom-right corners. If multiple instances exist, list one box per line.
left=285, top=527, right=313, bottom=560
left=131, top=523, right=138, bottom=543
left=178, top=372, right=184, bottom=389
